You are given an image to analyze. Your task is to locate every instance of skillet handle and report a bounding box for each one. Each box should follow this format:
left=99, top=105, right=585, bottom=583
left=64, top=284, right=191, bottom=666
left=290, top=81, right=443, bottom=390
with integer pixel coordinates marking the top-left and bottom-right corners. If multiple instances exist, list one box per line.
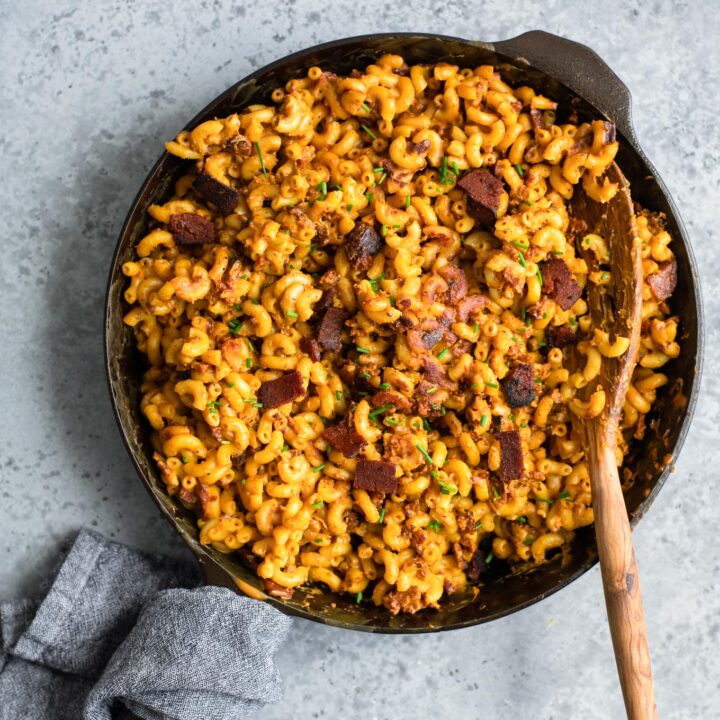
left=491, top=30, right=640, bottom=149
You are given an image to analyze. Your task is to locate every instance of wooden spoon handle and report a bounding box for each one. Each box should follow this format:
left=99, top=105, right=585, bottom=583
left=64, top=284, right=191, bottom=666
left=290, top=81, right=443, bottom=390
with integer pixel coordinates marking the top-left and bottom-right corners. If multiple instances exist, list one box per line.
left=589, top=430, right=658, bottom=719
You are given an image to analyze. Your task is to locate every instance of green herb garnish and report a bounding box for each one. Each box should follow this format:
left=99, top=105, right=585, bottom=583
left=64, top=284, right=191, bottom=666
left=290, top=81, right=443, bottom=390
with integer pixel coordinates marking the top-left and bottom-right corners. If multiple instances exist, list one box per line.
left=255, top=141, right=267, bottom=177
left=427, top=519, right=443, bottom=533
left=313, top=464, right=326, bottom=474
left=369, top=404, right=393, bottom=418
left=312, top=500, right=324, bottom=509
left=437, top=348, right=448, bottom=360
left=416, top=443, right=434, bottom=465
left=356, top=346, right=370, bottom=354
left=361, top=124, right=377, bottom=140
left=438, top=481, right=457, bottom=495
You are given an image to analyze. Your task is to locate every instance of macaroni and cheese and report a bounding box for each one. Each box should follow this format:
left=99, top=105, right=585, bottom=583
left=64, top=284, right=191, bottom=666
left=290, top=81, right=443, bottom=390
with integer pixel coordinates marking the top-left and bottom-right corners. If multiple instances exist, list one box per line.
left=122, top=56, right=679, bottom=614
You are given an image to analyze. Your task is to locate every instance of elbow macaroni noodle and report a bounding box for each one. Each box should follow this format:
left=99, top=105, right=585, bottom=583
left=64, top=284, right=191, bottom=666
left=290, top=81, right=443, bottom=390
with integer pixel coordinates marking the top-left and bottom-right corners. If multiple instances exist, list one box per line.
left=124, top=56, right=679, bottom=615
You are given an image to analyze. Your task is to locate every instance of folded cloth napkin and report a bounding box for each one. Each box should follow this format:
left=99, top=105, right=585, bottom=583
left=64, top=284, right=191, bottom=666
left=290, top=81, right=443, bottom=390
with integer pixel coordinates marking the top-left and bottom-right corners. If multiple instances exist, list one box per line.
left=0, top=529, right=292, bottom=720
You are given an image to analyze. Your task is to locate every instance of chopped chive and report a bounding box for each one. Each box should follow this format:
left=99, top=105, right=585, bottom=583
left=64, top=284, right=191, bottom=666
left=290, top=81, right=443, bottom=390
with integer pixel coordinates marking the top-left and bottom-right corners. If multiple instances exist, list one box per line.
left=361, top=124, right=377, bottom=140
left=601, top=271, right=609, bottom=281
left=405, top=194, right=411, bottom=208
left=316, top=181, right=328, bottom=201
left=422, top=418, right=432, bottom=431
left=451, top=160, right=460, bottom=175
left=472, top=322, right=479, bottom=333
left=362, top=371, right=371, bottom=380
left=356, top=346, right=370, bottom=354
left=485, top=550, right=494, bottom=563
left=517, top=516, right=528, bottom=524
left=520, top=422, right=528, bottom=428
left=381, top=224, right=387, bottom=237
left=492, top=487, right=500, bottom=500
left=551, top=249, right=565, bottom=255
left=523, top=200, right=533, bottom=206
left=346, top=203, right=354, bottom=211
left=480, top=414, right=488, bottom=427
left=312, top=500, right=324, bottom=509
left=416, top=443, right=434, bottom=465
left=427, top=519, right=443, bottom=533
left=378, top=507, right=386, bottom=524
left=313, top=464, right=326, bottom=474
left=518, top=252, right=527, bottom=268
left=385, top=418, right=399, bottom=426
left=558, top=490, right=572, bottom=500
left=355, top=591, right=363, bottom=604
left=521, top=306, right=527, bottom=321
left=535, top=497, right=553, bottom=504
left=438, top=481, right=457, bottom=495
left=251, top=299, right=260, bottom=305
left=437, top=348, right=449, bottom=360
left=474, top=521, right=482, bottom=530
left=281, top=444, right=289, bottom=452
left=380, top=382, right=390, bottom=390
left=245, top=358, right=252, bottom=369
left=252, top=402, right=263, bottom=408
left=180, top=456, right=188, bottom=464
left=431, top=469, right=438, bottom=479
left=485, top=382, right=498, bottom=389
left=389, top=295, right=396, bottom=306
left=515, top=163, right=524, bottom=176
left=335, top=390, right=342, bottom=401
left=509, top=413, right=515, bottom=422
left=536, top=267, right=543, bottom=286
left=365, top=191, right=374, bottom=202
left=361, top=102, right=371, bottom=112
left=373, top=167, right=384, bottom=173
left=286, top=310, right=299, bottom=318
left=255, top=141, right=267, bottom=177
left=314, top=538, right=322, bottom=543
left=228, top=318, right=243, bottom=335
left=569, top=317, right=578, bottom=327
left=369, top=404, right=393, bottom=418
left=225, top=381, right=235, bottom=388
left=513, top=241, right=529, bottom=250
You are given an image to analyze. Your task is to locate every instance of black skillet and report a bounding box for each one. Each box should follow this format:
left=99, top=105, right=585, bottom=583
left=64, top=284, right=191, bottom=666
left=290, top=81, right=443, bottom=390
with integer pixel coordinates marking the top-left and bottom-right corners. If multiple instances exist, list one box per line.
left=104, top=31, right=703, bottom=633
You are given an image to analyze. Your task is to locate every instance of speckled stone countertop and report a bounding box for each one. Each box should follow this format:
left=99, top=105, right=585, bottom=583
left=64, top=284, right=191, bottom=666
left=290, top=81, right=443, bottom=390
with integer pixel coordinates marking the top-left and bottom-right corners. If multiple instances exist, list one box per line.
left=1, top=1, right=718, bottom=718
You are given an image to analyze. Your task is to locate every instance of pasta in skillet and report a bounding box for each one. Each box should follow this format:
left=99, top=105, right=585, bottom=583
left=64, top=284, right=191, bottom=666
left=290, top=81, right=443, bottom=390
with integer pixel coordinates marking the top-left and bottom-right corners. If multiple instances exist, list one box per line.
left=123, top=55, right=679, bottom=613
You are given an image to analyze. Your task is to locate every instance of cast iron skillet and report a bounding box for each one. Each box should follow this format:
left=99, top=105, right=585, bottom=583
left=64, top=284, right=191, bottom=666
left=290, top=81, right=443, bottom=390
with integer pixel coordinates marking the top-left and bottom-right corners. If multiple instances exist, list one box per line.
left=105, top=31, right=703, bottom=633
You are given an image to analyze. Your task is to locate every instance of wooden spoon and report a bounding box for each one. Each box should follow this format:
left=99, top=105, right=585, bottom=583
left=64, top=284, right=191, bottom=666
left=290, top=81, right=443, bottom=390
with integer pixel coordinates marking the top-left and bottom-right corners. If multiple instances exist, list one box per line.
left=568, top=162, right=657, bottom=719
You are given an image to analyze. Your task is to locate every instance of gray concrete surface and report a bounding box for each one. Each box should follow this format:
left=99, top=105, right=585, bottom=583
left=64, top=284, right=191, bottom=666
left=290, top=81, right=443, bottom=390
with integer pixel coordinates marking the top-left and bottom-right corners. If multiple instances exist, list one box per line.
left=1, top=1, right=718, bottom=717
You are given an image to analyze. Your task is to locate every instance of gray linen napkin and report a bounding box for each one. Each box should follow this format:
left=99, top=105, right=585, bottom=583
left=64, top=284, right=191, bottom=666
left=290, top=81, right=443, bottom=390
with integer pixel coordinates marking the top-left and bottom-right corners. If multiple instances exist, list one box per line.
left=0, top=529, right=292, bottom=720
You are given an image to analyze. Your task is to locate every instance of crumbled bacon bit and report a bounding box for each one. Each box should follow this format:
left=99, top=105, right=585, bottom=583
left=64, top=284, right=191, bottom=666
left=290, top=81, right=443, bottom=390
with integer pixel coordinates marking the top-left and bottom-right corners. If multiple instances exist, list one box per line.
left=540, top=259, right=582, bottom=311
left=457, top=169, right=505, bottom=227
left=456, top=294, right=489, bottom=323
left=168, top=213, right=217, bottom=246
left=647, top=260, right=677, bottom=302
left=257, top=371, right=305, bottom=409
left=345, top=222, right=383, bottom=271
left=263, top=579, right=294, bottom=600
left=372, top=390, right=413, bottom=414
left=193, top=173, right=240, bottom=215
left=438, top=265, right=469, bottom=304
left=386, top=586, right=423, bottom=615
left=321, top=422, right=367, bottom=458
left=502, top=364, right=536, bottom=408
left=354, top=459, right=398, bottom=494
left=602, top=120, right=617, bottom=144
left=300, top=337, right=321, bottom=361
left=530, top=108, right=549, bottom=132
left=422, top=356, right=455, bottom=389
left=546, top=325, right=576, bottom=349
left=497, top=430, right=524, bottom=481
left=317, top=307, right=349, bottom=352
